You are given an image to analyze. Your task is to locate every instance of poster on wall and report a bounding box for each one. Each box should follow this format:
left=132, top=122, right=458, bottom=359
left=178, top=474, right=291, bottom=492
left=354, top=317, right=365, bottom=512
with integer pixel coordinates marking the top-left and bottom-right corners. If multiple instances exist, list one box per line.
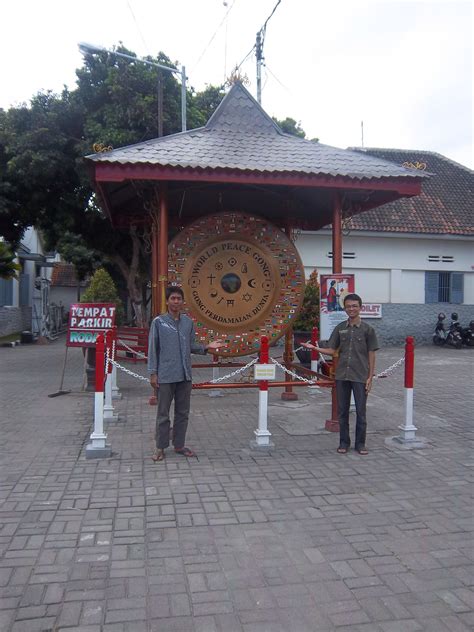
left=67, top=303, right=117, bottom=347
left=320, top=274, right=355, bottom=339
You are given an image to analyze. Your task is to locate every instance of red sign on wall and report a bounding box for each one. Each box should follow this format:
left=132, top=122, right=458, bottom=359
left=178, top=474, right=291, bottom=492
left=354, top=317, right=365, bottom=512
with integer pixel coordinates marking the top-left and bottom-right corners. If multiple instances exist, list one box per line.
left=67, top=303, right=116, bottom=347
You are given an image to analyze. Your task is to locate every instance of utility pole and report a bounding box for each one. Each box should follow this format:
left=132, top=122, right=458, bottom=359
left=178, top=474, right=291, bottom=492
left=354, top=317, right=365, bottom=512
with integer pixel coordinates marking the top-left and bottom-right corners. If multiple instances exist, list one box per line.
left=256, top=30, right=263, bottom=105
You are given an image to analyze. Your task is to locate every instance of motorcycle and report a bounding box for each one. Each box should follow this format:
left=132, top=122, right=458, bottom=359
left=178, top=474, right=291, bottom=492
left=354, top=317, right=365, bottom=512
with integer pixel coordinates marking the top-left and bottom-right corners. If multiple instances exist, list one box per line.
left=433, top=312, right=447, bottom=346
left=447, top=313, right=463, bottom=349
left=432, top=312, right=462, bottom=349
left=460, top=319, right=474, bottom=347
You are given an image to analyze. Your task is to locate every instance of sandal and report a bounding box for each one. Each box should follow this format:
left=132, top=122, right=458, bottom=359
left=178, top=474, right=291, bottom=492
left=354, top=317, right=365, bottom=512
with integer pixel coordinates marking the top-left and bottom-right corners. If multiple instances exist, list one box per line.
left=337, top=447, right=348, bottom=454
left=174, top=447, right=196, bottom=458
left=152, top=448, right=165, bottom=462
left=357, top=447, right=369, bottom=455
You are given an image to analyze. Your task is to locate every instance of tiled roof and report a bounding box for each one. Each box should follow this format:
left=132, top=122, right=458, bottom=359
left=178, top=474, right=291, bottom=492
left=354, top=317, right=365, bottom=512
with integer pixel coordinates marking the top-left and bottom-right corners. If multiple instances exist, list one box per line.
left=87, top=83, right=425, bottom=183
left=51, top=263, right=86, bottom=287
left=344, top=149, right=473, bottom=235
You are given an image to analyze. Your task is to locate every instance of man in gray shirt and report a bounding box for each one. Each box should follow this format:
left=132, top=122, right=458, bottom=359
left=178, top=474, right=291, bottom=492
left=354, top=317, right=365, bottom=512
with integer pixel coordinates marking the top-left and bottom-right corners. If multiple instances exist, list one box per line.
left=303, top=293, right=379, bottom=455
left=148, top=286, right=224, bottom=461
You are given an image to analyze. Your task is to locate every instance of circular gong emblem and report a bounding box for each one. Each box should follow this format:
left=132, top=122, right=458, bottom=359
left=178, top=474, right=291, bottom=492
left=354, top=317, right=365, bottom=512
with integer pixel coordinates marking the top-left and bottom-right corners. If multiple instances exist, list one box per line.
left=168, top=212, right=305, bottom=356
left=183, top=237, right=280, bottom=332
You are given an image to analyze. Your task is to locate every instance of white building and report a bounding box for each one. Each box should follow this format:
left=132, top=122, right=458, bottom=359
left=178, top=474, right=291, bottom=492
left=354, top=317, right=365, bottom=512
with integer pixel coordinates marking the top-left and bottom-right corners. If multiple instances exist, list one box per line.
left=0, top=228, right=57, bottom=338
left=297, top=149, right=473, bottom=344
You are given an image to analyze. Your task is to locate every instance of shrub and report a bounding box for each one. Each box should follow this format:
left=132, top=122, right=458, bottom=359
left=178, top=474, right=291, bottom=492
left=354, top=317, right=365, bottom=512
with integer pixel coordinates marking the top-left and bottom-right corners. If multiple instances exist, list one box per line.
left=292, top=269, right=320, bottom=332
left=81, top=267, right=124, bottom=324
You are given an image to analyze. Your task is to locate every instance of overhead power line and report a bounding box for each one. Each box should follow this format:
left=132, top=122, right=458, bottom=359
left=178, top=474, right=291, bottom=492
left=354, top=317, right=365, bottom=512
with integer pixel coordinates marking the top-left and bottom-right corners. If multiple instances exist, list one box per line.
left=192, top=0, right=238, bottom=73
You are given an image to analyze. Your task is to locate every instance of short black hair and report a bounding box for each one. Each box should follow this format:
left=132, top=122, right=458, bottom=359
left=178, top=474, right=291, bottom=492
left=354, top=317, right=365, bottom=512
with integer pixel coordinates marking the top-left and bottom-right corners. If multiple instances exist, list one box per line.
left=165, top=285, right=184, bottom=300
left=343, top=293, right=362, bottom=307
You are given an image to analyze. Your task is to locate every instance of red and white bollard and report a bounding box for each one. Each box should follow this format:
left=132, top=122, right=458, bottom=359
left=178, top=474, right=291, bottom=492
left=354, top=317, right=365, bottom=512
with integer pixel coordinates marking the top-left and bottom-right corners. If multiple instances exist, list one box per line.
left=251, top=336, right=274, bottom=449
left=103, top=330, right=119, bottom=421
left=397, top=336, right=418, bottom=443
left=310, top=326, right=319, bottom=374
left=86, top=333, right=112, bottom=458
left=111, top=327, right=121, bottom=400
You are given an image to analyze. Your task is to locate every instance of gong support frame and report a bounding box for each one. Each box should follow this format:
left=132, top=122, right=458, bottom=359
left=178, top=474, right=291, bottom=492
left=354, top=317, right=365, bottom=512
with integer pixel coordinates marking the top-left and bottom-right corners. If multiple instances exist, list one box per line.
left=150, top=187, right=344, bottom=410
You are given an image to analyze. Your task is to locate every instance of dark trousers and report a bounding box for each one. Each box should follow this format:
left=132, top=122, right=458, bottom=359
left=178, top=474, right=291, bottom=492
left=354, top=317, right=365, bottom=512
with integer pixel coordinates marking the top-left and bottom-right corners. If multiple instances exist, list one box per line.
left=156, top=381, right=193, bottom=450
left=336, top=380, right=367, bottom=450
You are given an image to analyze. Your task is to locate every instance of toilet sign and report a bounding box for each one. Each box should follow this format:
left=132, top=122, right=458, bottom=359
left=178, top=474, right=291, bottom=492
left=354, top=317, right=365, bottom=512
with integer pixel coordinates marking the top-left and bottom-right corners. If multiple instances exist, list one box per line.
left=361, top=303, right=382, bottom=318
left=67, top=303, right=117, bottom=347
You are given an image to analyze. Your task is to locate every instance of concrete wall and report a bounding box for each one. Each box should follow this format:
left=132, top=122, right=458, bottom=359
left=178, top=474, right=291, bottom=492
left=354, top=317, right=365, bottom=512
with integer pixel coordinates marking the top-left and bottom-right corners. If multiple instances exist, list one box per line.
left=298, top=232, right=474, bottom=304
left=0, top=306, right=32, bottom=337
left=363, top=304, right=474, bottom=346
left=50, top=287, right=83, bottom=314
left=297, top=231, right=474, bottom=346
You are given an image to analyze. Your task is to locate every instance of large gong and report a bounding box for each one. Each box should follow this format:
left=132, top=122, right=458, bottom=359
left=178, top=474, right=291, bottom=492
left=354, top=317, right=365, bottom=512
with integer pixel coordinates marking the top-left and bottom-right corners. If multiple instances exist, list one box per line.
left=168, top=212, right=305, bottom=356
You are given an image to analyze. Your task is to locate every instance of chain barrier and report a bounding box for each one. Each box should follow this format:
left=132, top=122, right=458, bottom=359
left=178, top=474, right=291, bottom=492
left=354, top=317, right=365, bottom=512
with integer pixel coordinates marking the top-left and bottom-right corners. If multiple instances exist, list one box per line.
left=108, top=357, right=151, bottom=383
left=106, top=342, right=404, bottom=387
left=374, top=357, right=404, bottom=379
left=270, top=357, right=318, bottom=385
left=193, top=357, right=259, bottom=387
left=117, top=339, right=147, bottom=359
left=107, top=355, right=259, bottom=387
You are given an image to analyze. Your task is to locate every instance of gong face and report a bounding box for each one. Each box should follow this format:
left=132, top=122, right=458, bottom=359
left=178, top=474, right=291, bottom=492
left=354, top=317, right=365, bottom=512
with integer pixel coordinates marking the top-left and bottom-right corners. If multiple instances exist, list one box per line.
left=168, top=212, right=305, bottom=356
left=183, top=237, right=280, bottom=332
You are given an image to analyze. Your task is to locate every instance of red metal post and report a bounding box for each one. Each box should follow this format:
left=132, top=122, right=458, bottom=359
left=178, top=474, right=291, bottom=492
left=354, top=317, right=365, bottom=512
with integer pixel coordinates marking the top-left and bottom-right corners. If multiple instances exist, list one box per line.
left=326, top=192, right=343, bottom=432
left=404, top=336, right=415, bottom=388
left=259, top=335, right=269, bottom=393
left=95, top=334, right=106, bottom=393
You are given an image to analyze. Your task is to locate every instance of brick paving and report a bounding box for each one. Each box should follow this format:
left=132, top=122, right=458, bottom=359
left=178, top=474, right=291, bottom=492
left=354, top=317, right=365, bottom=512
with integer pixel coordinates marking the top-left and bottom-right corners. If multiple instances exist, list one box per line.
left=0, top=338, right=472, bottom=631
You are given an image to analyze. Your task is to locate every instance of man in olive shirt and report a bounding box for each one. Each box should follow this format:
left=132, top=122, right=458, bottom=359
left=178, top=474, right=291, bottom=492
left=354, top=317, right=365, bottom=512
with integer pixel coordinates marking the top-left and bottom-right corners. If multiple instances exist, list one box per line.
left=303, top=293, right=379, bottom=455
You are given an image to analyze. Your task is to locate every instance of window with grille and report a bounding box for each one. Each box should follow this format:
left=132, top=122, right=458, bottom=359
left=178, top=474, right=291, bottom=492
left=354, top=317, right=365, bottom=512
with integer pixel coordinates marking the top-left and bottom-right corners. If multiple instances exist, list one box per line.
left=425, top=272, right=463, bottom=303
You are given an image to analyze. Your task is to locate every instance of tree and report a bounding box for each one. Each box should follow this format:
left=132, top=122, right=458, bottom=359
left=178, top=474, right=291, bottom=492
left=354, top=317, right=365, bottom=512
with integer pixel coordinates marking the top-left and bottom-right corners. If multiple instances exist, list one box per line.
left=0, top=241, right=20, bottom=280
left=0, top=44, right=313, bottom=327
left=81, top=267, right=124, bottom=324
left=273, top=116, right=306, bottom=138
left=292, top=269, right=320, bottom=332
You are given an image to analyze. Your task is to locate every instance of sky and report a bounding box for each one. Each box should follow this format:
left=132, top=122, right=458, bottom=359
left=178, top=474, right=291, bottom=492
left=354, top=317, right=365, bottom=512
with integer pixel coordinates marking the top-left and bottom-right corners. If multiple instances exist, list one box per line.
left=2, top=0, right=472, bottom=168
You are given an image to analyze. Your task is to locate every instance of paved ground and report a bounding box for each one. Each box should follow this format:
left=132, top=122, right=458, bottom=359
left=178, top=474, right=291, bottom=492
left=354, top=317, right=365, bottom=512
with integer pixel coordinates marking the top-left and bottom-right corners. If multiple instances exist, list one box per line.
left=0, top=338, right=473, bottom=632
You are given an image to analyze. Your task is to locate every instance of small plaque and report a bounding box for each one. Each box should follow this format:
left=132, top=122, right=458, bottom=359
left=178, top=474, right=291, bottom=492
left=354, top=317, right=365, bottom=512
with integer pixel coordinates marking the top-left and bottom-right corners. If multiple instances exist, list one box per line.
left=254, top=364, right=276, bottom=380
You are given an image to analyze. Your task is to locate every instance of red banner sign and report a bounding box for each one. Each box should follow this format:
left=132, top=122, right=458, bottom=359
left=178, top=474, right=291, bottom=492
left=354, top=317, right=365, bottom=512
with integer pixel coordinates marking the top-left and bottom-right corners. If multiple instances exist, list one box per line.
left=67, top=303, right=117, bottom=347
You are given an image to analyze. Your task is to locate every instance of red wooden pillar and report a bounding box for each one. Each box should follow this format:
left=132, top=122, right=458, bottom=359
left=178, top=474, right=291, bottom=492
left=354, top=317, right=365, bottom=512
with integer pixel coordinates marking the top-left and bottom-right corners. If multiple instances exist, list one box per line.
left=281, top=221, right=298, bottom=401
left=158, top=182, right=169, bottom=315
left=326, top=192, right=343, bottom=432
left=151, top=218, right=159, bottom=318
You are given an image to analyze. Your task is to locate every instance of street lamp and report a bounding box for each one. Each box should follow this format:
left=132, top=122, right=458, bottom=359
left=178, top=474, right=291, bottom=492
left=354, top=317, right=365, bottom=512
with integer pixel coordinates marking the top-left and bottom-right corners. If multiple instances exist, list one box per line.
left=78, top=42, right=187, bottom=134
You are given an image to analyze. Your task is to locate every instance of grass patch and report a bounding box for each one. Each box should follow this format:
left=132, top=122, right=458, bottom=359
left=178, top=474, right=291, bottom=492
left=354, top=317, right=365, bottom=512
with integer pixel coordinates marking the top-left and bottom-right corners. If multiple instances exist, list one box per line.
left=0, top=331, right=22, bottom=344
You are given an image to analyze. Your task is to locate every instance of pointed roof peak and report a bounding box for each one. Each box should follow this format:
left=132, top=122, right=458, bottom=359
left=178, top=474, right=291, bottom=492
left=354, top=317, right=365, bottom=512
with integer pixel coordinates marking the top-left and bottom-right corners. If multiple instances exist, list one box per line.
left=205, top=81, right=283, bottom=135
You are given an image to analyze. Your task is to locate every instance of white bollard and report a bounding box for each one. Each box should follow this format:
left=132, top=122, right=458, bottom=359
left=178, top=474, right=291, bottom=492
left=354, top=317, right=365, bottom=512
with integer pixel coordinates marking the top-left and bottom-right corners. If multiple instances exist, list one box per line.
left=86, top=334, right=111, bottom=458
left=111, top=363, right=122, bottom=399
left=103, top=371, right=119, bottom=421
left=250, top=337, right=274, bottom=450
left=254, top=389, right=272, bottom=447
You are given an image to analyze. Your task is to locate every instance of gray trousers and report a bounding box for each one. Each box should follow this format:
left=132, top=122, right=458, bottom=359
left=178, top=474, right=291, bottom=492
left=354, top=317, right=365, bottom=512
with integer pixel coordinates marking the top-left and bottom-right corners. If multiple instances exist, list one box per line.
left=336, top=380, right=367, bottom=450
left=156, top=381, right=193, bottom=450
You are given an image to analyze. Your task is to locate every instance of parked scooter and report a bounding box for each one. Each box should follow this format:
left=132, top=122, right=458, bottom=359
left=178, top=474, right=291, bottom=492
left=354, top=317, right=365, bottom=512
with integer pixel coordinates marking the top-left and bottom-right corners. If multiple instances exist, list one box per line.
left=432, top=312, right=463, bottom=348
left=451, top=313, right=474, bottom=347
left=433, top=312, right=448, bottom=346
left=447, top=313, right=463, bottom=349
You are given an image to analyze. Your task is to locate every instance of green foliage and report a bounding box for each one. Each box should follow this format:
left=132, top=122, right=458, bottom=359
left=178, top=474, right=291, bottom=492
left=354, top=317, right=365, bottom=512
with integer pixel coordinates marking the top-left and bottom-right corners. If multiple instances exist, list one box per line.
left=292, top=269, right=320, bottom=331
left=0, top=43, right=313, bottom=321
left=0, top=241, right=20, bottom=279
left=56, top=231, right=101, bottom=281
left=273, top=116, right=306, bottom=138
left=81, top=267, right=124, bottom=324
